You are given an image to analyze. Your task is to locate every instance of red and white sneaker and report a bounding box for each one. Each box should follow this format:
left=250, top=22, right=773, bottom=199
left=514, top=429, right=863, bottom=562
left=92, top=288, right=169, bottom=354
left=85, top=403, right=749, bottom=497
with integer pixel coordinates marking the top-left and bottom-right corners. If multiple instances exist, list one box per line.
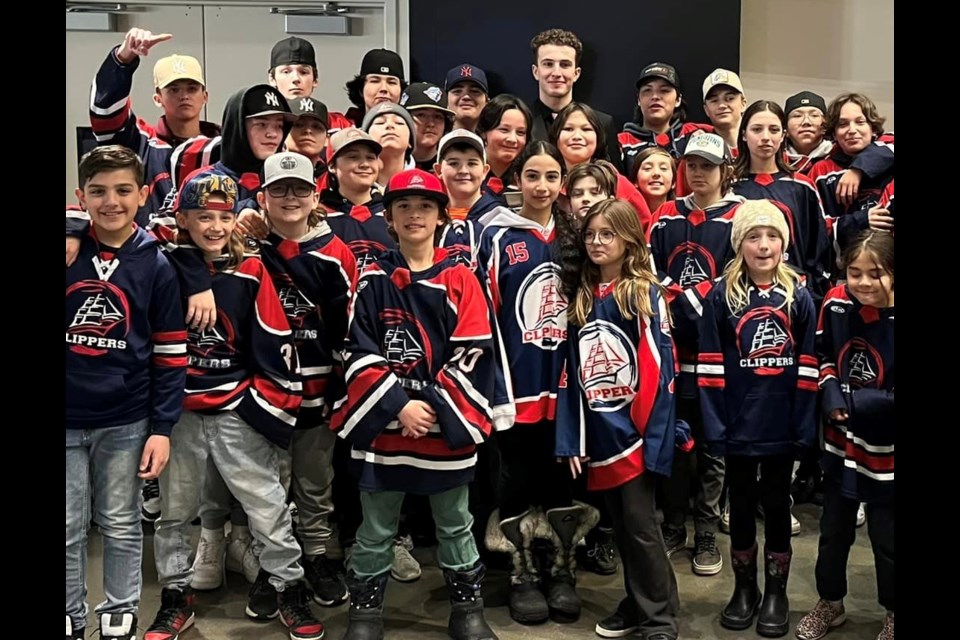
left=144, top=589, right=196, bottom=640
left=278, top=583, right=325, bottom=640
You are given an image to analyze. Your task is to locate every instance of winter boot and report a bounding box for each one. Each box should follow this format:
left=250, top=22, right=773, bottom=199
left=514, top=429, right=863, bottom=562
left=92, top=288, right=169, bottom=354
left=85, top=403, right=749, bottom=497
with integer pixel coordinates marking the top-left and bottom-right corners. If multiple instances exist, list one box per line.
left=342, top=570, right=388, bottom=640
left=756, top=547, right=792, bottom=637
left=542, top=502, right=600, bottom=623
left=484, top=508, right=548, bottom=625
left=443, top=561, right=499, bottom=640
left=720, top=542, right=761, bottom=630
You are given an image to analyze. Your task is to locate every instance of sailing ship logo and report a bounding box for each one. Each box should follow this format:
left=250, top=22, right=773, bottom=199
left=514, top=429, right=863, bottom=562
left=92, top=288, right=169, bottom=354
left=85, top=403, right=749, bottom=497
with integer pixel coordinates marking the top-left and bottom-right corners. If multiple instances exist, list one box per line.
left=838, top=337, right=884, bottom=389
left=578, top=320, right=638, bottom=412
left=348, top=239, right=388, bottom=271
left=379, top=309, right=433, bottom=376
left=275, top=275, right=316, bottom=328
left=188, top=313, right=237, bottom=359
left=735, top=307, right=794, bottom=375
left=516, top=263, right=568, bottom=350
left=668, top=242, right=717, bottom=287
left=65, top=280, right=132, bottom=356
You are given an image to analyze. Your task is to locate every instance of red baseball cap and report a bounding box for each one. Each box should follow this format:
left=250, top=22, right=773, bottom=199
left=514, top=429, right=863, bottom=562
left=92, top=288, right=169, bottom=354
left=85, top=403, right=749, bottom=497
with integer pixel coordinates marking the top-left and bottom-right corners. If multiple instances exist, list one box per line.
left=383, top=169, right=448, bottom=208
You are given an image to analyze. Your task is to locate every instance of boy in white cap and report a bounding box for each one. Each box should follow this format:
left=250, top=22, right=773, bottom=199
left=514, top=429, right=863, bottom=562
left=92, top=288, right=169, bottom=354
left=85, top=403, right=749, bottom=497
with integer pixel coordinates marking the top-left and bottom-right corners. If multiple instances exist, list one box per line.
left=702, top=68, right=747, bottom=150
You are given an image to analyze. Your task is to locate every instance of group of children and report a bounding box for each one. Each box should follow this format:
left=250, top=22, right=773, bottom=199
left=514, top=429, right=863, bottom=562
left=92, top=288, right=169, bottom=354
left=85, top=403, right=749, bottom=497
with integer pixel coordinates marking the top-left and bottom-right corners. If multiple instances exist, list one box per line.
left=67, top=25, right=894, bottom=640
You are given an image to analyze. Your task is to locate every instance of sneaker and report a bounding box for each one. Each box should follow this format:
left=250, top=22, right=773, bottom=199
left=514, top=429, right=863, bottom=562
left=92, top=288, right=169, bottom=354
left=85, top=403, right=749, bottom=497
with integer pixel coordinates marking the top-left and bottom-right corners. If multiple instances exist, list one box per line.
left=306, top=554, right=348, bottom=606
left=66, top=615, right=84, bottom=640
left=278, top=582, right=326, bottom=640
left=144, top=588, right=195, bottom=640
left=141, top=478, right=161, bottom=522
left=99, top=612, right=136, bottom=640
left=595, top=608, right=639, bottom=638
left=390, top=535, right=422, bottom=582
left=795, top=599, right=846, bottom=640
left=661, top=526, right=687, bottom=558
left=876, top=611, right=894, bottom=640
left=191, top=528, right=226, bottom=590
left=246, top=569, right=280, bottom=621
left=856, top=503, right=866, bottom=528
left=692, top=531, right=722, bottom=575
left=577, top=527, right=618, bottom=576
left=791, top=509, right=802, bottom=536
left=719, top=502, right=730, bottom=534
left=227, top=527, right=260, bottom=584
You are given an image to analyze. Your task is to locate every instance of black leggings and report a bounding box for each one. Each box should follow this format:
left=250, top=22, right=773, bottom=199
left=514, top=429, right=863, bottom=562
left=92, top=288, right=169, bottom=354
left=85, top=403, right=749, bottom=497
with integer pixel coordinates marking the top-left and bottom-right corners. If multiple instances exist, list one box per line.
left=498, top=421, right=572, bottom=520
left=726, top=454, right=793, bottom=553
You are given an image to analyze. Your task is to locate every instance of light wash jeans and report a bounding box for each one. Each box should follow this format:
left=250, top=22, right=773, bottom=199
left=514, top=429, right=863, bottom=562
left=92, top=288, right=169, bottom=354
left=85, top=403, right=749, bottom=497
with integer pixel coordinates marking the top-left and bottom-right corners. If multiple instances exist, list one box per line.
left=66, top=419, right=150, bottom=631
left=154, top=411, right=304, bottom=591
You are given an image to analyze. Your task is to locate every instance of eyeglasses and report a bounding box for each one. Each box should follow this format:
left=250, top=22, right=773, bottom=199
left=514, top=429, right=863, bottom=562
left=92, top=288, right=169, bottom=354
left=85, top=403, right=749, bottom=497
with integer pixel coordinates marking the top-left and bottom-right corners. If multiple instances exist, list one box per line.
left=788, top=112, right=824, bottom=124
left=582, top=229, right=617, bottom=245
left=266, top=183, right=315, bottom=198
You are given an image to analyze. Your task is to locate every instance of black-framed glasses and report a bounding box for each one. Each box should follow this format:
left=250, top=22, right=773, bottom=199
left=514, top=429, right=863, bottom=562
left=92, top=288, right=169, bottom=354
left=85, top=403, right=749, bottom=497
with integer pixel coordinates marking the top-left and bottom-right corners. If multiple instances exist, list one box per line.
left=582, top=229, right=617, bottom=245
left=266, top=183, right=315, bottom=198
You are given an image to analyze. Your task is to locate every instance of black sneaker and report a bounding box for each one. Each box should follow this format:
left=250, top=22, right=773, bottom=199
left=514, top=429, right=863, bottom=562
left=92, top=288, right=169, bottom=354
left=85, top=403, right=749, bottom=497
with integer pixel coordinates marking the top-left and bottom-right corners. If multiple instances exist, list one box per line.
left=99, top=612, right=136, bottom=640
left=577, top=528, right=618, bottom=576
left=692, top=531, right=723, bottom=576
left=595, top=608, right=639, bottom=638
left=66, top=615, right=84, bottom=640
left=246, top=569, right=280, bottom=621
left=306, top=554, right=348, bottom=606
left=144, top=588, right=195, bottom=640
left=141, top=478, right=161, bottom=522
left=278, top=583, right=325, bottom=640
left=661, top=525, right=687, bottom=558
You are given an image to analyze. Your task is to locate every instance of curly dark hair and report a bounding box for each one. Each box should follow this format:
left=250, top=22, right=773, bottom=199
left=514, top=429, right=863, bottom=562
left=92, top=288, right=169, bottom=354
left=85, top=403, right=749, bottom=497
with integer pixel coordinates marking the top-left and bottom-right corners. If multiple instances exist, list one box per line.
left=825, top=92, right=886, bottom=139
left=530, top=28, right=583, bottom=65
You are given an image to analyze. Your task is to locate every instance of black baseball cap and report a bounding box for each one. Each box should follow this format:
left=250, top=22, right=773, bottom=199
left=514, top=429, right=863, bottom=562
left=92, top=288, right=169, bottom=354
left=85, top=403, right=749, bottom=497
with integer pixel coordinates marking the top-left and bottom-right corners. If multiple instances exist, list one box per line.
left=270, top=37, right=317, bottom=69
left=289, top=96, right=329, bottom=128
left=444, top=63, right=489, bottom=94
left=401, top=82, right=455, bottom=116
left=359, top=48, right=404, bottom=80
left=636, top=62, right=680, bottom=89
left=242, top=84, right=294, bottom=120
left=785, top=91, right=827, bottom=116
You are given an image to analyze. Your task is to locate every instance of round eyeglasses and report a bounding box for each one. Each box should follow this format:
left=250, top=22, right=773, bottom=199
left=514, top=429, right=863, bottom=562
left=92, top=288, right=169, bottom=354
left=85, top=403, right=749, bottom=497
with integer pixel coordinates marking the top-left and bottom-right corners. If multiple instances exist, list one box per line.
left=582, top=229, right=617, bottom=245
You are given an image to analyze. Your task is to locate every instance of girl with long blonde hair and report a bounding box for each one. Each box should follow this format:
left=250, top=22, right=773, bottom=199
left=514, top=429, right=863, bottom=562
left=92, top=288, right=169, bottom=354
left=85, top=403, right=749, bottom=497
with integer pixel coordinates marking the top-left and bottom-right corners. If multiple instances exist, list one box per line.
left=557, top=198, right=680, bottom=640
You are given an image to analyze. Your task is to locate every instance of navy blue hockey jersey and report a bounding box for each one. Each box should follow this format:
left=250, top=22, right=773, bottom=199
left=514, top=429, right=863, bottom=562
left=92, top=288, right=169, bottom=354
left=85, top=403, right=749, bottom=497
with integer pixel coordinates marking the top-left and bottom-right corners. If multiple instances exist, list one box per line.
left=320, top=191, right=395, bottom=271
left=476, top=209, right=568, bottom=424
left=259, top=223, right=357, bottom=428
left=697, top=280, right=818, bottom=456
left=817, top=285, right=894, bottom=502
left=556, top=284, right=678, bottom=490
left=66, top=226, right=187, bottom=436
left=649, top=194, right=743, bottom=397
left=733, top=172, right=831, bottom=302
left=183, top=253, right=301, bottom=447
left=330, top=248, right=498, bottom=495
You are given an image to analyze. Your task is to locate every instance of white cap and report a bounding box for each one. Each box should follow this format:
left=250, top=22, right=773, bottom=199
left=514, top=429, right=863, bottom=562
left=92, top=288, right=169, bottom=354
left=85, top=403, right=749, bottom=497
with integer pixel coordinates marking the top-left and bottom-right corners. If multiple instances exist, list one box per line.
left=683, top=133, right=729, bottom=165
left=262, top=152, right=315, bottom=187
left=437, top=129, right=486, bottom=163
left=702, top=68, right=744, bottom=100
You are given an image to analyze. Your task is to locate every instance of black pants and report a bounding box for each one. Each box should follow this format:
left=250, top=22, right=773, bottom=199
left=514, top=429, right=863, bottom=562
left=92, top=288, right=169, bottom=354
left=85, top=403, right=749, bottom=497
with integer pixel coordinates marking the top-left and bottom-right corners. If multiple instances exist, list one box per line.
left=661, top=398, right=724, bottom=533
left=498, top=421, right=572, bottom=519
left=332, top=437, right=362, bottom=546
left=604, top=473, right=679, bottom=638
left=726, top=454, right=793, bottom=552
left=816, top=482, right=895, bottom=611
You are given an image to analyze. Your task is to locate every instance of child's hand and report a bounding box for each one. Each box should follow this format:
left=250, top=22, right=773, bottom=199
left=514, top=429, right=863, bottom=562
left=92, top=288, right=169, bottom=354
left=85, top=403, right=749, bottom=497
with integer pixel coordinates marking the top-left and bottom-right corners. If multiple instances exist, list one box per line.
left=117, top=28, right=173, bottom=64
left=836, top=168, right=862, bottom=206
left=66, top=237, right=80, bottom=267
left=398, top=400, right=436, bottom=438
left=237, top=208, right=269, bottom=240
left=139, top=434, right=171, bottom=479
left=186, top=290, right=217, bottom=332
left=829, top=408, right=849, bottom=422
left=867, top=206, right=893, bottom=232
left=560, top=456, right=590, bottom=479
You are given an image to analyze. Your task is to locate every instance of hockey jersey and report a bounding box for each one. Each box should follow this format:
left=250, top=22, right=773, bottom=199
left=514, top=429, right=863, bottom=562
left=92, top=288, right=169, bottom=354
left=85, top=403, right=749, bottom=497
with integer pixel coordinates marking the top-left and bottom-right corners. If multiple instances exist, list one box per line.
left=808, top=134, right=895, bottom=252
left=320, top=191, right=395, bottom=272
left=66, top=226, right=187, bottom=436
left=259, top=223, right=357, bottom=428
left=476, top=208, right=568, bottom=424
left=556, top=284, right=678, bottom=490
left=698, top=280, right=818, bottom=456
left=88, top=47, right=218, bottom=224
left=733, top=172, right=832, bottom=303
left=183, top=253, right=301, bottom=448
left=785, top=139, right=834, bottom=176
left=648, top=194, right=744, bottom=397
left=330, top=248, right=498, bottom=495
left=817, top=285, right=894, bottom=502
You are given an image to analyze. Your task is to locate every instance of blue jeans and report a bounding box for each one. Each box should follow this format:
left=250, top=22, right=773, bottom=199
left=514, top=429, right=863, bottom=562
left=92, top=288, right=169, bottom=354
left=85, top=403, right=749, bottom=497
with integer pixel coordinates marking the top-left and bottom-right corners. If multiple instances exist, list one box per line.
left=66, top=419, right=150, bottom=630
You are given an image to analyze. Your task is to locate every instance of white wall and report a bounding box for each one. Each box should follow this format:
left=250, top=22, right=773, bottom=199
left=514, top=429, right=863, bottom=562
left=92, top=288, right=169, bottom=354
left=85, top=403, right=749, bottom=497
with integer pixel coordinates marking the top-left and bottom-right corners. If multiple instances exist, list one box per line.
left=740, top=0, right=894, bottom=128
